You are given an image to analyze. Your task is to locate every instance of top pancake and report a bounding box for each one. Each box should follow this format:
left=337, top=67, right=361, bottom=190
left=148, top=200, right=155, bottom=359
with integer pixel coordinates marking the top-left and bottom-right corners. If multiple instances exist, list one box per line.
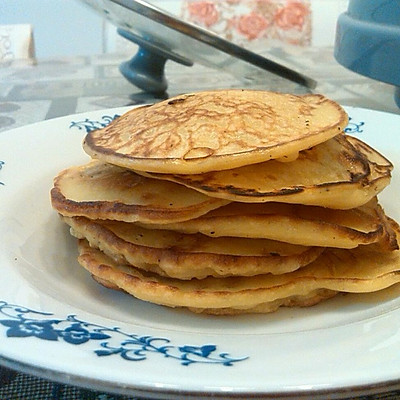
left=83, top=90, right=348, bottom=174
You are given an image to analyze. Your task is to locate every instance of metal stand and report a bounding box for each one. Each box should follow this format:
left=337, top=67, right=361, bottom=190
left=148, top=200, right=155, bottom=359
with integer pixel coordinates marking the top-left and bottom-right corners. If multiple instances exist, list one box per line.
left=117, top=28, right=193, bottom=94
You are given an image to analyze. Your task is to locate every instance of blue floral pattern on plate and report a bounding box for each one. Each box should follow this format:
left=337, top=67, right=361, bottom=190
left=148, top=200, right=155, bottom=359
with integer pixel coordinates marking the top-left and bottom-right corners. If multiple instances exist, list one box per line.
left=0, top=301, right=248, bottom=366
left=0, top=160, right=4, bottom=185
left=69, top=114, right=120, bottom=132
left=344, top=117, right=365, bottom=134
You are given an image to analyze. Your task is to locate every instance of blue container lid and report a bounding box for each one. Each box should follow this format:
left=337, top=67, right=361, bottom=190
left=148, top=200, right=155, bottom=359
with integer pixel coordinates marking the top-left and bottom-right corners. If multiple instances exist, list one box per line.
left=335, top=0, right=400, bottom=87
left=347, top=0, right=400, bottom=25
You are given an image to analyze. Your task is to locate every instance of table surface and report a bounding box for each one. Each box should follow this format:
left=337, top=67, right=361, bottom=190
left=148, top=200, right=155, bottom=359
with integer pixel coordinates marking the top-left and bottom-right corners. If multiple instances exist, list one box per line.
left=1, top=46, right=400, bottom=400
left=1, top=45, right=399, bottom=134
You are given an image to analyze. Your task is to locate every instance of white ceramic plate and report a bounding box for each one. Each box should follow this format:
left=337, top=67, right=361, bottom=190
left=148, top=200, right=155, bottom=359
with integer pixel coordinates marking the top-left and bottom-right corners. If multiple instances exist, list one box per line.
left=1, top=106, right=400, bottom=399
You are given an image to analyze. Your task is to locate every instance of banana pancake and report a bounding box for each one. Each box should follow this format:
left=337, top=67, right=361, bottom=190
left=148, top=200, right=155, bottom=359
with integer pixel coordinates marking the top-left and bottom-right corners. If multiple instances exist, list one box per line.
left=50, top=160, right=228, bottom=223
left=139, top=134, right=392, bottom=209
left=137, top=198, right=398, bottom=250
left=50, top=86, right=400, bottom=317
left=62, top=215, right=324, bottom=279
left=76, top=220, right=400, bottom=315
left=82, top=90, right=348, bottom=174
left=92, top=273, right=337, bottom=315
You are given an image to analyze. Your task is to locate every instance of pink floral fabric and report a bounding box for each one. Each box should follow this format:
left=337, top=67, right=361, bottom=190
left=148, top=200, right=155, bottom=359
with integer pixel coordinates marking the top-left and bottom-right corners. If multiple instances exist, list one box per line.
left=181, top=0, right=311, bottom=47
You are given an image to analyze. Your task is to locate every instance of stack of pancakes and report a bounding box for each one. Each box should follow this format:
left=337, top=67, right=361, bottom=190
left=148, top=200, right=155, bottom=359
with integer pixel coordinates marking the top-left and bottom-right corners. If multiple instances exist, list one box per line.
left=51, top=90, right=400, bottom=315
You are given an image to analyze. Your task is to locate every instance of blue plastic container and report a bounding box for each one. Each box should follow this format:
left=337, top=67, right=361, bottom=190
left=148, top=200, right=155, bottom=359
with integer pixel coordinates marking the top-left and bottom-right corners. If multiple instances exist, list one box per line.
left=334, top=0, right=400, bottom=107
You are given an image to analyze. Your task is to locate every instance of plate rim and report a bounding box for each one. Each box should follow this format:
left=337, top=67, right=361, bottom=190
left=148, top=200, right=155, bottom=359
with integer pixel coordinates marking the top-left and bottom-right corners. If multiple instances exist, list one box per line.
left=2, top=354, right=400, bottom=400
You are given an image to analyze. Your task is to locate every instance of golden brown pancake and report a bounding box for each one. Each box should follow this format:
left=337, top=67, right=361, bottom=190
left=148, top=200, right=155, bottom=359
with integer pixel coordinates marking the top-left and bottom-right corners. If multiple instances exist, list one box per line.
left=137, top=198, right=397, bottom=250
left=188, top=290, right=338, bottom=315
left=93, top=273, right=338, bottom=315
left=50, top=88, right=400, bottom=316
left=82, top=90, right=348, bottom=174
left=63, top=215, right=324, bottom=279
left=50, top=160, right=228, bottom=223
left=76, top=221, right=400, bottom=314
left=137, top=134, right=392, bottom=209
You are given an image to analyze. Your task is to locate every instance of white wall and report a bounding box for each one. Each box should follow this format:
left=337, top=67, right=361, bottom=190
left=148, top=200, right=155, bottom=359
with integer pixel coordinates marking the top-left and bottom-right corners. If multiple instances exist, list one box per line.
left=311, top=0, right=349, bottom=47
left=0, top=0, right=349, bottom=59
left=0, top=0, right=105, bottom=58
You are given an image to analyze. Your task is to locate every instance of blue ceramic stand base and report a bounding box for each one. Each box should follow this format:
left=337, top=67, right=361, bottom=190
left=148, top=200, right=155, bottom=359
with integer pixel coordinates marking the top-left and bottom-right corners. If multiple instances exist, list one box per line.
left=117, top=28, right=193, bottom=94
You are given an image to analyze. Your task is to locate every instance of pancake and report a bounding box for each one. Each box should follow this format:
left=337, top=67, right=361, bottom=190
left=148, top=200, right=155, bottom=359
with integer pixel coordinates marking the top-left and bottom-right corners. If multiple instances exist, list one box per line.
left=93, top=273, right=338, bottom=315
left=76, top=220, right=400, bottom=314
left=346, top=135, right=393, bottom=170
left=63, top=215, right=324, bottom=279
left=139, top=134, right=391, bottom=209
left=50, top=88, right=400, bottom=316
left=82, top=90, right=348, bottom=174
left=137, top=198, right=397, bottom=250
left=50, top=160, right=228, bottom=223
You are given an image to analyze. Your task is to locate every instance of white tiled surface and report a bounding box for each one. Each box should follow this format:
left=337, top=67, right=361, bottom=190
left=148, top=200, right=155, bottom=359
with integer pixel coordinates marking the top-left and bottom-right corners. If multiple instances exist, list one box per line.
left=0, top=0, right=105, bottom=58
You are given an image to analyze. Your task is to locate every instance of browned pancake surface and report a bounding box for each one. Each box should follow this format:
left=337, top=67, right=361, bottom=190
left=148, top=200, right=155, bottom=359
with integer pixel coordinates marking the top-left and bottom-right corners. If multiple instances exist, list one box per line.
left=50, top=160, right=228, bottom=223
left=140, top=135, right=392, bottom=209
left=138, top=198, right=398, bottom=250
left=83, top=90, right=348, bottom=174
left=63, top=215, right=324, bottom=279
left=76, top=221, right=400, bottom=314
